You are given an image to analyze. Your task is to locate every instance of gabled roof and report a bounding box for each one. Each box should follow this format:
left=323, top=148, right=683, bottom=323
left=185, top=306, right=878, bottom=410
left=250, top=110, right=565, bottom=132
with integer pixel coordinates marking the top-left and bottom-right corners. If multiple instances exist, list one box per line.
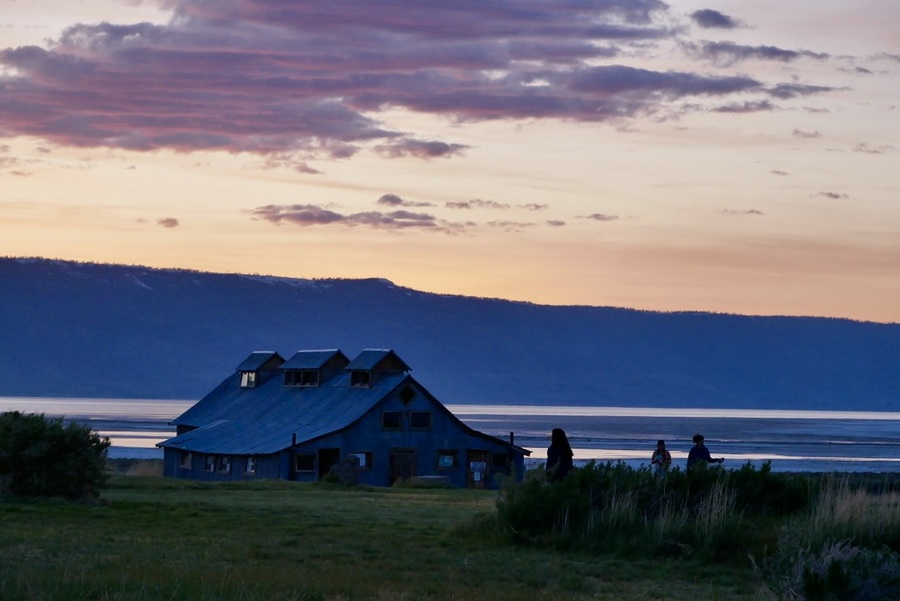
left=235, top=351, right=284, bottom=372
left=162, top=372, right=403, bottom=454
left=346, top=348, right=410, bottom=372
left=281, top=349, right=349, bottom=370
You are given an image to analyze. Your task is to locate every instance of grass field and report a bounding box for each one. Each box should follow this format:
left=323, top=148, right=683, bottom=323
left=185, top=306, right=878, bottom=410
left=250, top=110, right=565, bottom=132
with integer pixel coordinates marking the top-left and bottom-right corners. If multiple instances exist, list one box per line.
left=0, top=472, right=774, bottom=601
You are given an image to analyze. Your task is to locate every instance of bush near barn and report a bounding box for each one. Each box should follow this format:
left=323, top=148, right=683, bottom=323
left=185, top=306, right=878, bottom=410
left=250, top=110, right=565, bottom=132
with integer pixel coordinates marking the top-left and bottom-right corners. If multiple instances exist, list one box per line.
left=0, top=411, right=110, bottom=500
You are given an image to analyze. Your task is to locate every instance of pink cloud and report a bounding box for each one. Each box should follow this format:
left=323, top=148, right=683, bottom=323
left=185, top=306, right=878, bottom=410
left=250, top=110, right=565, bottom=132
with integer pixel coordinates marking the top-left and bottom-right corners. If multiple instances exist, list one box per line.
left=0, top=0, right=838, bottom=158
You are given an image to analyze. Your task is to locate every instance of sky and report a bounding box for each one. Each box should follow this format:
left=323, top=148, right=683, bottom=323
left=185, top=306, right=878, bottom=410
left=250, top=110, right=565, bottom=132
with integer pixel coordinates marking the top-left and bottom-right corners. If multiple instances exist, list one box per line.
left=1, top=1, right=898, bottom=323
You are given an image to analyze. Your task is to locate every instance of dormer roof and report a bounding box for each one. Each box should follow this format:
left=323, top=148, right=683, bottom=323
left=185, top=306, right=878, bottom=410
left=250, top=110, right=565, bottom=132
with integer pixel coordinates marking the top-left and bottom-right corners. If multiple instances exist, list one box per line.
left=236, top=351, right=284, bottom=372
left=281, top=349, right=349, bottom=370
left=346, top=349, right=410, bottom=372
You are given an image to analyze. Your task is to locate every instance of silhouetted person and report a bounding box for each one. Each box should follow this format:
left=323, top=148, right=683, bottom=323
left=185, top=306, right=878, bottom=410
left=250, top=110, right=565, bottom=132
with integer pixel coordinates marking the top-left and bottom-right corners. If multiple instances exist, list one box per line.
left=650, top=439, right=672, bottom=476
left=686, top=433, right=724, bottom=469
left=546, top=427, right=574, bottom=482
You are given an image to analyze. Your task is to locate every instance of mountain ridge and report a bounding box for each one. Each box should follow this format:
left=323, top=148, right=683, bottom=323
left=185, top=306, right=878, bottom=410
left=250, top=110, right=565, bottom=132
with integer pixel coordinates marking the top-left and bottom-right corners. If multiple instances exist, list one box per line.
left=1, top=257, right=897, bottom=411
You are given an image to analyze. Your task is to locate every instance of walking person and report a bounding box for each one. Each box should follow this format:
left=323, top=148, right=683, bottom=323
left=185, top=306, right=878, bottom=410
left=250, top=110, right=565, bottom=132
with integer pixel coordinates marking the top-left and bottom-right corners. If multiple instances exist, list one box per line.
left=650, top=439, right=672, bottom=476
left=546, top=427, right=574, bottom=482
left=686, top=433, right=724, bottom=469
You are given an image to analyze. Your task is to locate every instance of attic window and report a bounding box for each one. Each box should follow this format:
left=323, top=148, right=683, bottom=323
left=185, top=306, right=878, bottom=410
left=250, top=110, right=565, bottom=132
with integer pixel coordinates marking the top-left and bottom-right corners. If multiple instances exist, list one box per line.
left=398, top=386, right=416, bottom=405
left=240, top=371, right=257, bottom=388
left=285, top=370, right=319, bottom=387
left=350, top=370, right=371, bottom=388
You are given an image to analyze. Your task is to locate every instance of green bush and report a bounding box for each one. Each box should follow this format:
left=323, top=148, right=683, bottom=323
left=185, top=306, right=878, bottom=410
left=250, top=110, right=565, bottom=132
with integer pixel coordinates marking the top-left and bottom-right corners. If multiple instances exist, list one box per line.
left=493, top=460, right=813, bottom=559
left=760, top=540, right=900, bottom=601
left=0, top=411, right=111, bottom=499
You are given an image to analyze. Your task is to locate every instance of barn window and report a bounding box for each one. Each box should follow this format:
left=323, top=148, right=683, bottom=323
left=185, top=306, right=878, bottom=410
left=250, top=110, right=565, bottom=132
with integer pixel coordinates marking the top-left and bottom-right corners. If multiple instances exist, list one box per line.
left=295, top=454, right=315, bottom=473
left=179, top=451, right=192, bottom=469
left=204, top=455, right=216, bottom=472
left=382, top=411, right=402, bottom=430
left=285, top=370, right=319, bottom=387
left=351, top=452, right=373, bottom=469
left=398, top=386, right=416, bottom=405
left=245, top=456, right=257, bottom=475
left=410, top=411, right=431, bottom=430
left=350, top=370, right=371, bottom=387
left=218, top=456, right=231, bottom=474
left=437, top=450, right=458, bottom=469
left=240, top=371, right=257, bottom=388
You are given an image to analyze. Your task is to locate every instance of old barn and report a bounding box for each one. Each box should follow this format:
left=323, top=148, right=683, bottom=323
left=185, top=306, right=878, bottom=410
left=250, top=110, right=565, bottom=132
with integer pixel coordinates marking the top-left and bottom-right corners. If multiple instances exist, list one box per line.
left=158, top=349, right=530, bottom=488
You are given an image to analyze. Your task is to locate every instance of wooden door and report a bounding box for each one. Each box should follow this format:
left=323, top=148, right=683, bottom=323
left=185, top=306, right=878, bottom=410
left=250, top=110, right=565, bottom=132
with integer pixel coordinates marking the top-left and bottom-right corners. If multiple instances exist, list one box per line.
left=389, top=448, right=416, bottom=485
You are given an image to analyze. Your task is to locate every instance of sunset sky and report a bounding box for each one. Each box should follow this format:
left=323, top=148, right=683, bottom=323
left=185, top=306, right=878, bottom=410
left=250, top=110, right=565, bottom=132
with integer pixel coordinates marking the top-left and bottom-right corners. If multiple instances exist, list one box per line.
left=2, top=0, right=898, bottom=323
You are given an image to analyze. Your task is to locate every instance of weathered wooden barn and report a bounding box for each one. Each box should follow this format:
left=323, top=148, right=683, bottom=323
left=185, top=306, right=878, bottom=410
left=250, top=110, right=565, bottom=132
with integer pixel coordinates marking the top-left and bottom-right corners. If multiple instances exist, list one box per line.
left=158, top=349, right=530, bottom=488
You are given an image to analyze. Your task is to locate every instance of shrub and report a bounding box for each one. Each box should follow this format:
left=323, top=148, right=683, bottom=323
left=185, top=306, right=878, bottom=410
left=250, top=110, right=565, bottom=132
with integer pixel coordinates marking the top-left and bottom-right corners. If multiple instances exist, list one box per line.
left=0, top=411, right=110, bottom=499
left=759, top=540, right=900, bottom=601
left=493, top=460, right=813, bottom=560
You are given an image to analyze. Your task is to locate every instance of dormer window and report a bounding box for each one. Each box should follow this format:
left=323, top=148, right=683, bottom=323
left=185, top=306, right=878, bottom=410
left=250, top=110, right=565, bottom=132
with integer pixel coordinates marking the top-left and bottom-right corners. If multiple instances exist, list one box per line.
left=350, top=370, right=371, bottom=388
left=285, top=369, right=320, bottom=387
left=240, top=371, right=257, bottom=388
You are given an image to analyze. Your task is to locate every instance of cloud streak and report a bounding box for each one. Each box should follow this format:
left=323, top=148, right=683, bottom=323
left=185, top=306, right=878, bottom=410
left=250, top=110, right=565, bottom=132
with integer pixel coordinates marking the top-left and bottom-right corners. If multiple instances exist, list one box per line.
left=0, top=0, right=840, bottom=159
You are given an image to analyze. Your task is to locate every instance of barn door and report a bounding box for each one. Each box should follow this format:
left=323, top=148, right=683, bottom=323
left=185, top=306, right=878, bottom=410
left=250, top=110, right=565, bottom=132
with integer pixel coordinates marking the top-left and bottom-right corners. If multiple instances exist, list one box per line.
left=318, top=448, right=341, bottom=480
left=389, top=448, right=416, bottom=485
left=467, top=450, right=491, bottom=489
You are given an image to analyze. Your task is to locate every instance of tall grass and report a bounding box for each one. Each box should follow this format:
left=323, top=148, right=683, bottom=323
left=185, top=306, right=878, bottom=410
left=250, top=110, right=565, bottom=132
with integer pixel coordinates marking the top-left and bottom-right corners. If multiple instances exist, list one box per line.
left=494, top=461, right=769, bottom=560
left=753, top=475, right=900, bottom=600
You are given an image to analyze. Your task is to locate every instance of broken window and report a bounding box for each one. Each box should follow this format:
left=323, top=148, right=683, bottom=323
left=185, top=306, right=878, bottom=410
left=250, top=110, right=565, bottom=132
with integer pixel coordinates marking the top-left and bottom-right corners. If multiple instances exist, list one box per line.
left=204, top=455, right=216, bottom=472
left=245, top=456, right=257, bottom=475
left=179, top=451, right=192, bottom=469
left=218, top=456, right=231, bottom=474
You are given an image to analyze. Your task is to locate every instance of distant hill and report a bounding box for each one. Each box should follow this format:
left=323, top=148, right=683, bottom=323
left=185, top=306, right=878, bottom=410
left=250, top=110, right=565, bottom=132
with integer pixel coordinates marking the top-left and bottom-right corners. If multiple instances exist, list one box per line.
left=1, top=257, right=897, bottom=411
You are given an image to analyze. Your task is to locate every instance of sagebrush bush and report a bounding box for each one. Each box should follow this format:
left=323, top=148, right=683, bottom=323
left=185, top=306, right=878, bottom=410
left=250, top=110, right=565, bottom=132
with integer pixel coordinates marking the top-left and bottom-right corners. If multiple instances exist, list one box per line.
left=494, top=460, right=797, bottom=559
left=759, top=540, right=900, bottom=601
left=0, top=411, right=110, bottom=499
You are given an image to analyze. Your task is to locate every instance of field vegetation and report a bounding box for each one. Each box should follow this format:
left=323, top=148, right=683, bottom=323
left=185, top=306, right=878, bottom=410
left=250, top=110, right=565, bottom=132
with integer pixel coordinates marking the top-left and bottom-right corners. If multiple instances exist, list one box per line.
left=0, top=459, right=898, bottom=601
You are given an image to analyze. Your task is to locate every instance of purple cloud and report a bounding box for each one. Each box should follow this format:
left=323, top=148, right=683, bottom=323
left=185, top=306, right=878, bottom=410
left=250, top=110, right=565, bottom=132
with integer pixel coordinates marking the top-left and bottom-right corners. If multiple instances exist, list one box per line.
left=793, top=129, right=822, bottom=139
left=446, top=199, right=511, bottom=210
left=377, top=194, right=434, bottom=208
left=249, top=203, right=464, bottom=233
left=690, top=10, right=742, bottom=29
left=853, top=142, right=894, bottom=154
left=683, top=41, right=829, bottom=67
left=374, top=139, right=468, bottom=159
left=0, top=0, right=839, bottom=158
left=721, top=209, right=764, bottom=216
left=814, top=191, right=849, bottom=200
left=157, top=217, right=180, bottom=228
left=582, top=213, right=619, bottom=221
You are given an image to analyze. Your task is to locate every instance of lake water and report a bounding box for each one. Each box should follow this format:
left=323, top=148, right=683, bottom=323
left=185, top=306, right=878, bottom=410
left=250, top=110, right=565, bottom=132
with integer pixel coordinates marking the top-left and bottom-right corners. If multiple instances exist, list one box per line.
left=2, top=397, right=899, bottom=473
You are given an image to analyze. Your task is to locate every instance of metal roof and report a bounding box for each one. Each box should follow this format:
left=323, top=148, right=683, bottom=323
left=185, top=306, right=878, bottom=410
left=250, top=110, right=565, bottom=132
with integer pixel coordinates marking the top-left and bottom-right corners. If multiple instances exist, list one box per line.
left=159, top=370, right=530, bottom=456
left=346, top=348, right=410, bottom=371
left=281, top=349, right=348, bottom=370
left=160, top=372, right=409, bottom=454
left=235, top=351, right=283, bottom=372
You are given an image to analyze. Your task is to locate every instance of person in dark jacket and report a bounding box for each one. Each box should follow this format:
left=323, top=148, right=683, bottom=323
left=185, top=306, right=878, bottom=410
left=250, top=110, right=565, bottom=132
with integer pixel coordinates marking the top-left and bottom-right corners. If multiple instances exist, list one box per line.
left=546, top=427, right=574, bottom=481
left=686, top=433, right=724, bottom=469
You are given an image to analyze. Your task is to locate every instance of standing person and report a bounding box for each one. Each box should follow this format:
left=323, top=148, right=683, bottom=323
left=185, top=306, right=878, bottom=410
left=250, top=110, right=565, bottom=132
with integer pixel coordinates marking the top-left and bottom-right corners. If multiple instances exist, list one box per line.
left=546, top=427, right=574, bottom=482
left=686, top=433, right=724, bottom=469
left=650, top=439, right=672, bottom=476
